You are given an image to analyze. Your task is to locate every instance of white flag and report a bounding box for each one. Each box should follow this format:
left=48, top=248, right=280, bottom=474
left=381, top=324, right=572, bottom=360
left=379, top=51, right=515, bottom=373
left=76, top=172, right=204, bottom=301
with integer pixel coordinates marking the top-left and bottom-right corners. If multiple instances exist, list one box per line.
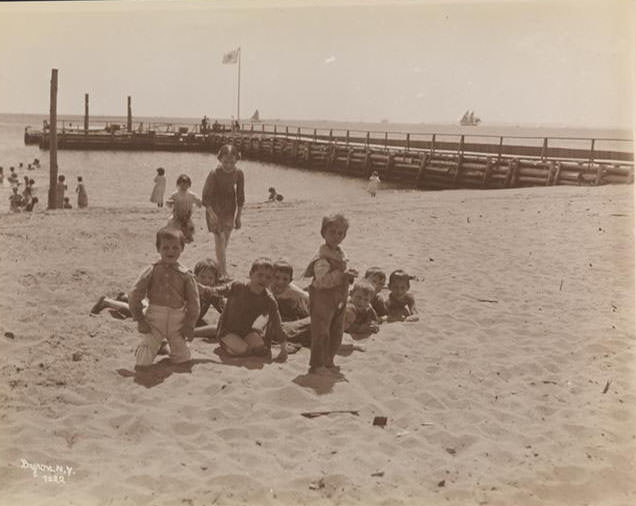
left=222, top=48, right=240, bottom=64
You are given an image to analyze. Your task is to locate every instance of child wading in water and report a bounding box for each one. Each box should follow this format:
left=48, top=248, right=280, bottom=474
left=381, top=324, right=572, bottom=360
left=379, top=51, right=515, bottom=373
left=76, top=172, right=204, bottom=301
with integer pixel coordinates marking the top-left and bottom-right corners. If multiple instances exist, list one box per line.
left=76, top=176, right=88, bottom=208
left=166, top=174, right=202, bottom=243
left=129, top=228, right=200, bottom=367
left=305, top=214, right=358, bottom=375
left=150, top=167, right=167, bottom=208
left=202, top=144, right=245, bottom=281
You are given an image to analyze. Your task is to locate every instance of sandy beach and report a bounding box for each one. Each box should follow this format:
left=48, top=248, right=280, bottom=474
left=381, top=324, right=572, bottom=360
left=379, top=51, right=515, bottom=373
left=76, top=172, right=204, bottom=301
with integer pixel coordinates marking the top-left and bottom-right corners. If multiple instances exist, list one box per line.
left=0, top=183, right=635, bottom=506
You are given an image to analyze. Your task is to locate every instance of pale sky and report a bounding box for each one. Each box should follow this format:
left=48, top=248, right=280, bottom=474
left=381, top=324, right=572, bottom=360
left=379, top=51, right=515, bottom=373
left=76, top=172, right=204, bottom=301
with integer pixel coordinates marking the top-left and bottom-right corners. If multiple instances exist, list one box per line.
left=0, top=0, right=633, bottom=128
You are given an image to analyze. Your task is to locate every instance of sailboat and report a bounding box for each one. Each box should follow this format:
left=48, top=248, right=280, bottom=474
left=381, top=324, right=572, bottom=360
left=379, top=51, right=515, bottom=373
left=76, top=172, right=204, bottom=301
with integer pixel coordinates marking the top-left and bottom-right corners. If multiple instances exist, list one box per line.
left=460, top=110, right=481, bottom=126
left=250, top=109, right=261, bottom=122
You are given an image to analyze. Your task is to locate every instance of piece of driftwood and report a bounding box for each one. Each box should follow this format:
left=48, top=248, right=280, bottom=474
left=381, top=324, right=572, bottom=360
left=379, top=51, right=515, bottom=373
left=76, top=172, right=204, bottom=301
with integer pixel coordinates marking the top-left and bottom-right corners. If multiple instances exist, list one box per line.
left=301, top=410, right=359, bottom=419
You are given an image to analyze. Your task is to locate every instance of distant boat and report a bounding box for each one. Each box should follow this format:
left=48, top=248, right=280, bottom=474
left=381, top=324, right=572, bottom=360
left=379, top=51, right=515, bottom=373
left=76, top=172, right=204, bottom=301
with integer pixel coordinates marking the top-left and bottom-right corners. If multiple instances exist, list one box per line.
left=250, top=109, right=261, bottom=122
left=460, top=110, right=481, bottom=126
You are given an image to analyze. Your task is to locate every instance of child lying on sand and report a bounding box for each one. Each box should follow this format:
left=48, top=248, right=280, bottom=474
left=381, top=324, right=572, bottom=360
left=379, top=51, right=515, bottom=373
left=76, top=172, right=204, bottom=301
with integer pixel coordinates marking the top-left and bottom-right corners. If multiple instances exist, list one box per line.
left=386, top=269, right=419, bottom=322
left=344, top=279, right=380, bottom=339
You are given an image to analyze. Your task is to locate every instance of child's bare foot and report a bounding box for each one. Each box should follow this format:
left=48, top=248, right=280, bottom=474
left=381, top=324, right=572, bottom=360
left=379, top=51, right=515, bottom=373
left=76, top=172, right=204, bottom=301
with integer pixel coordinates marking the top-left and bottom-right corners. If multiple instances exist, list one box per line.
left=157, top=342, right=169, bottom=356
left=90, top=296, right=106, bottom=314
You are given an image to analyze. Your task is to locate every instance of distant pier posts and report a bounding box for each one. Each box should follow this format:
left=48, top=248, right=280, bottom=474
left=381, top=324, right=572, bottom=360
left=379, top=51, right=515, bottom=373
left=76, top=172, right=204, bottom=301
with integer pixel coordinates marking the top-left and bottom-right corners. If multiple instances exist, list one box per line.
left=127, top=96, right=132, bottom=133
left=48, top=68, right=59, bottom=209
left=84, top=93, right=89, bottom=135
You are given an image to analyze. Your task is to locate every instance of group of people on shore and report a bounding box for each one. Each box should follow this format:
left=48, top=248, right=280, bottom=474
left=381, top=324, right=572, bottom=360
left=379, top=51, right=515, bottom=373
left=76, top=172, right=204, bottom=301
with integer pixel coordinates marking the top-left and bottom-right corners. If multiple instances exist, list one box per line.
left=3, top=159, right=88, bottom=212
left=95, top=144, right=411, bottom=375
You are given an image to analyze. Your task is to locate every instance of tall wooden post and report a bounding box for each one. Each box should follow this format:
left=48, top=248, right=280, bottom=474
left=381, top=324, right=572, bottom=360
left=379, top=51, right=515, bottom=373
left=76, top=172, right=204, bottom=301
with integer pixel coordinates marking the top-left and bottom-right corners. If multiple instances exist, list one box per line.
left=48, top=69, right=58, bottom=209
left=127, top=96, right=132, bottom=132
left=84, top=93, right=89, bottom=135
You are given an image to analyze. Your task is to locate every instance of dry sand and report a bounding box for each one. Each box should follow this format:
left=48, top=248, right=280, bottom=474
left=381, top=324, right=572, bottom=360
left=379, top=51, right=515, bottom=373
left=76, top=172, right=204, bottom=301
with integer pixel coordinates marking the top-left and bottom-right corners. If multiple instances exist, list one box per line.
left=0, top=184, right=635, bottom=506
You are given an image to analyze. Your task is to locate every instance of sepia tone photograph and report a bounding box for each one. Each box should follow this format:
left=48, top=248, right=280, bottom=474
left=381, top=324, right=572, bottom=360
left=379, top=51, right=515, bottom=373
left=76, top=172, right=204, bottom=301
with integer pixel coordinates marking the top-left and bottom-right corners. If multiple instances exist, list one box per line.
left=0, top=0, right=634, bottom=504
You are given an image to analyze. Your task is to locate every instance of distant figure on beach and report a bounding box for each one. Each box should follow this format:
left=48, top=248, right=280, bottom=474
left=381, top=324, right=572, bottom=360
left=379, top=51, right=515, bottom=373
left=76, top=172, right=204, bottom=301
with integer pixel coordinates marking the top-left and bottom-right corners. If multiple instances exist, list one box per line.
left=202, top=144, right=245, bottom=281
left=22, top=178, right=35, bottom=209
left=0, top=167, right=4, bottom=184
left=201, top=115, right=209, bottom=133
left=76, top=176, right=88, bottom=208
left=150, top=167, right=167, bottom=208
left=304, top=213, right=358, bottom=375
left=267, top=187, right=284, bottom=203
left=55, top=175, right=67, bottom=209
left=24, top=197, right=38, bottom=212
left=344, top=279, right=380, bottom=339
left=215, top=257, right=287, bottom=360
left=8, top=167, right=19, bottom=186
left=386, top=269, right=418, bottom=322
left=212, top=120, right=221, bottom=133
left=33, top=158, right=40, bottom=168
left=9, top=187, right=23, bottom=212
left=166, top=174, right=202, bottom=244
left=63, top=197, right=72, bottom=209
left=367, top=170, right=381, bottom=197
left=129, top=228, right=200, bottom=367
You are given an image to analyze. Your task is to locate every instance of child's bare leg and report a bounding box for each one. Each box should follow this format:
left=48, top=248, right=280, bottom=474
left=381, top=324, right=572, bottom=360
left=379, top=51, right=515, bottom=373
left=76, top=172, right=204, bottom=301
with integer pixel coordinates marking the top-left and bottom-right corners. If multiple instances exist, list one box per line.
left=193, top=324, right=217, bottom=338
left=91, top=296, right=131, bottom=317
left=213, top=232, right=228, bottom=278
left=245, top=331, right=266, bottom=356
left=220, top=333, right=249, bottom=356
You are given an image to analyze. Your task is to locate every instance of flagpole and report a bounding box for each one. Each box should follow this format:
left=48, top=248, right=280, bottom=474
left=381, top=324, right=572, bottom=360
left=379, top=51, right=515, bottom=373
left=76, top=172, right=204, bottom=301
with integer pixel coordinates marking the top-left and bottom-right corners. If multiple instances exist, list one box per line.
left=237, top=47, right=241, bottom=121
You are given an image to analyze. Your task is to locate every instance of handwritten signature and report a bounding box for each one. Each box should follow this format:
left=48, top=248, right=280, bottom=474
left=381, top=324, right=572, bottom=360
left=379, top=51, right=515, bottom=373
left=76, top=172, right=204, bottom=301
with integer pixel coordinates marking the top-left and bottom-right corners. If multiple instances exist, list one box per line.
left=20, top=458, right=73, bottom=484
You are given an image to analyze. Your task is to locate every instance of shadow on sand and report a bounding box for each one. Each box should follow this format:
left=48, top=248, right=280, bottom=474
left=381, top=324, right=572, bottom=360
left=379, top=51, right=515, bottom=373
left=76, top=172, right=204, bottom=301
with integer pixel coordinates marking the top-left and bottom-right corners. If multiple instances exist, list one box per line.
left=116, top=358, right=218, bottom=388
left=292, top=368, right=348, bottom=395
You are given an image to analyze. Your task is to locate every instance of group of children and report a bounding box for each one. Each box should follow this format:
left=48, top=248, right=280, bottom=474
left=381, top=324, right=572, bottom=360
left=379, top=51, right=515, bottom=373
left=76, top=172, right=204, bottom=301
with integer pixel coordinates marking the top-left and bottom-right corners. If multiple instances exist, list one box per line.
left=3, top=161, right=88, bottom=212
left=93, top=143, right=412, bottom=375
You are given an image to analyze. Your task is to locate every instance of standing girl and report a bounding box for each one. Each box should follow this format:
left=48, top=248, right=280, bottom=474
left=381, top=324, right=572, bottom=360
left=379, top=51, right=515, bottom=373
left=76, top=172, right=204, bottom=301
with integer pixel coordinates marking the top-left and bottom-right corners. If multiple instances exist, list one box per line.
left=367, top=170, right=381, bottom=197
left=166, top=174, right=201, bottom=243
left=201, top=144, right=245, bottom=281
left=150, top=167, right=167, bottom=208
left=76, top=176, right=88, bottom=208
left=55, top=174, right=67, bottom=209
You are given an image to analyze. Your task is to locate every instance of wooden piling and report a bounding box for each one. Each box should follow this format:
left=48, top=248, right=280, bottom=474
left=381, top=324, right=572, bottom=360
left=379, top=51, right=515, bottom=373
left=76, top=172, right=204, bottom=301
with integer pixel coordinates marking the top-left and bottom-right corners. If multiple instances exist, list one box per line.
left=48, top=68, right=58, bottom=209
left=84, top=93, right=89, bottom=135
left=127, top=96, right=132, bottom=132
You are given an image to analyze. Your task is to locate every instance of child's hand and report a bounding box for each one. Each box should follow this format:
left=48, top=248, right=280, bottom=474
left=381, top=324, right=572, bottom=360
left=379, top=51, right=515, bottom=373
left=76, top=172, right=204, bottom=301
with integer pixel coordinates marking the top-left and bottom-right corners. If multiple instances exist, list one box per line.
left=206, top=208, right=218, bottom=227
left=183, top=324, right=195, bottom=341
left=234, top=216, right=242, bottom=230
left=344, top=268, right=358, bottom=283
left=370, top=322, right=380, bottom=333
left=137, top=319, right=151, bottom=334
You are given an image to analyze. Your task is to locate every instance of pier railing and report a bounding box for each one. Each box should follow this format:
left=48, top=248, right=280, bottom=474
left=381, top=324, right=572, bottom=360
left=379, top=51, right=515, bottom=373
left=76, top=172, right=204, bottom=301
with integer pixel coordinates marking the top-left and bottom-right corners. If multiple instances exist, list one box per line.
left=24, top=120, right=633, bottom=190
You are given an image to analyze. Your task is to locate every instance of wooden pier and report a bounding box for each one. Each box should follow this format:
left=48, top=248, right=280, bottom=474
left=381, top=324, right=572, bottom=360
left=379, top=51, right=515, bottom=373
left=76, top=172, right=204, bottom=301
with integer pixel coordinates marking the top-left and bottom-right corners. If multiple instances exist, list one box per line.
left=24, top=121, right=633, bottom=191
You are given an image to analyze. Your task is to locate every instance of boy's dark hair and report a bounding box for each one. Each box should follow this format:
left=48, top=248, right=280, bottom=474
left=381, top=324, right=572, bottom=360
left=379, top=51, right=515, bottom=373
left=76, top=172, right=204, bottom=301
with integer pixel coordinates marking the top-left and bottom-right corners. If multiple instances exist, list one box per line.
left=64, top=197, right=70, bottom=202
left=273, top=260, right=293, bottom=279
left=155, top=227, right=185, bottom=250
left=58, top=175, right=65, bottom=182
left=268, top=187, right=276, bottom=193
left=77, top=176, right=83, bottom=182
left=388, top=269, right=414, bottom=289
left=217, top=144, right=240, bottom=160
left=320, top=213, right=349, bottom=238
left=156, top=167, right=165, bottom=175
left=176, top=174, right=192, bottom=186
left=275, top=194, right=284, bottom=202
left=193, top=258, right=219, bottom=278
left=350, top=279, right=375, bottom=298
left=364, top=266, right=386, bottom=281
left=249, top=257, right=274, bottom=274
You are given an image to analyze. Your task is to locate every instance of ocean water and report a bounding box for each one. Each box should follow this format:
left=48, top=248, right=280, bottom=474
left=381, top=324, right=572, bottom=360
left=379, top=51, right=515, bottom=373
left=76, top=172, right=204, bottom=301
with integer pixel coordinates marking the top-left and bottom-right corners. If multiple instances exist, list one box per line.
left=0, top=113, right=632, bottom=211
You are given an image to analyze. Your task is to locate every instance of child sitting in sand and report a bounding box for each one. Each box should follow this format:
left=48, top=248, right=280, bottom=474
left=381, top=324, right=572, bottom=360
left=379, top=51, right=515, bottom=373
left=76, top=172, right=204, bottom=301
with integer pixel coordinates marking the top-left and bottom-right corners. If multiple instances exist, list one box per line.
left=271, top=260, right=311, bottom=348
left=166, top=173, right=202, bottom=243
left=63, top=197, right=72, bottom=209
left=364, top=266, right=388, bottom=319
left=386, top=269, right=419, bottom=322
left=344, top=279, right=380, bottom=339
left=305, top=213, right=358, bottom=374
left=91, top=258, right=224, bottom=339
left=267, top=187, right=284, bottom=203
left=9, top=187, right=23, bottom=212
left=129, top=228, right=200, bottom=367
left=215, top=257, right=287, bottom=361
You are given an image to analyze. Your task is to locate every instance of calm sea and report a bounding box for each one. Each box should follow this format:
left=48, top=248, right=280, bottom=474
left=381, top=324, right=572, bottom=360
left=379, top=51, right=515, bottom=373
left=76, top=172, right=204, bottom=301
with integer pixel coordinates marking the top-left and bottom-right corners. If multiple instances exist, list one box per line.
left=0, top=113, right=632, bottom=210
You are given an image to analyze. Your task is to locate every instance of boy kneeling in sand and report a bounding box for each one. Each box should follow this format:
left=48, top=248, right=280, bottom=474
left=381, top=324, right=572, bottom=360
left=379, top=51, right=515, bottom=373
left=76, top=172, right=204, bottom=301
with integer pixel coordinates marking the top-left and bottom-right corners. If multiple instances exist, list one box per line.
left=216, top=257, right=287, bottom=361
left=129, top=228, right=200, bottom=367
left=271, top=260, right=311, bottom=349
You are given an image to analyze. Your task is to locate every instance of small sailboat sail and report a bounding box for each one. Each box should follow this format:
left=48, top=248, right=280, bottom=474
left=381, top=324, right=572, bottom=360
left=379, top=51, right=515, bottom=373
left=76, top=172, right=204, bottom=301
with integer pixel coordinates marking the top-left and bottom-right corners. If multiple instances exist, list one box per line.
left=250, top=109, right=260, bottom=122
left=460, top=110, right=481, bottom=126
